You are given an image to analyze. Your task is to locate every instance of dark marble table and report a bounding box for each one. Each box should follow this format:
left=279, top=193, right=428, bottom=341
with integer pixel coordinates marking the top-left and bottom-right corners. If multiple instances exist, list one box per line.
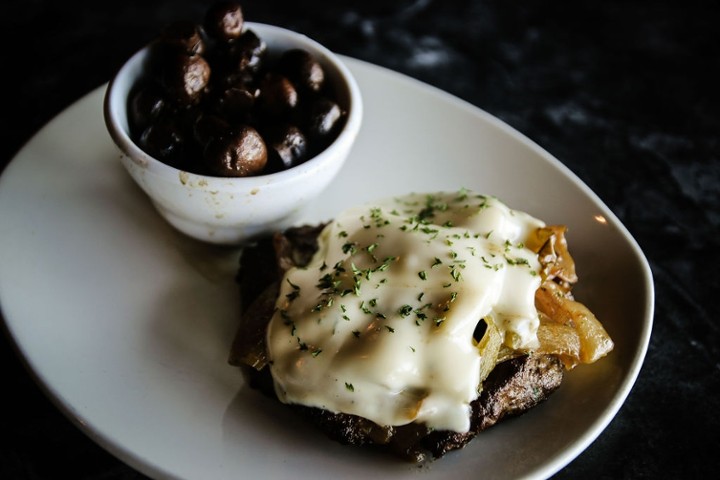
left=2, top=1, right=718, bottom=478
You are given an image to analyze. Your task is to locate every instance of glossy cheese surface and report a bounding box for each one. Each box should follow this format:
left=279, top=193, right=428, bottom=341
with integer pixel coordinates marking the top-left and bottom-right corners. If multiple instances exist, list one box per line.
left=266, top=191, right=544, bottom=432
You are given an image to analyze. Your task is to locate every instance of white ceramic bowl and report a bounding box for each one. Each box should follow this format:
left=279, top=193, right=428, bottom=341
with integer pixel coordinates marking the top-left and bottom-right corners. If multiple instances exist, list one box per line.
left=104, top=22, right=362, bottom=245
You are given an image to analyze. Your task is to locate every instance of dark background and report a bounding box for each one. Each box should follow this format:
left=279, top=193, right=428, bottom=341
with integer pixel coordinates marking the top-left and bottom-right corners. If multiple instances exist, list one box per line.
left=2, top=1, right=719, bottom=478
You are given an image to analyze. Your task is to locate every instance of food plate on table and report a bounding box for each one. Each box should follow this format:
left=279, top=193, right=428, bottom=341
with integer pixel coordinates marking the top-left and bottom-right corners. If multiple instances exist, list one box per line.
left=0, top=56, right=653, bottom=479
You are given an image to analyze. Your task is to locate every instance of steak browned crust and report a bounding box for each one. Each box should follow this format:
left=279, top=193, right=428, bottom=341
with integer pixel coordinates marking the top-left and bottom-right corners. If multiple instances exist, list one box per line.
left=231, top=226, right=564, bottom=462
left=290, top=353, right=563, bottom=462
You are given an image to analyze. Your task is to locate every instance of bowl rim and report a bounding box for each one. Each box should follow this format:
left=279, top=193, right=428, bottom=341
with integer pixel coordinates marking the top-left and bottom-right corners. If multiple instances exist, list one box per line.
left=103, top=21, right=363, bottom=188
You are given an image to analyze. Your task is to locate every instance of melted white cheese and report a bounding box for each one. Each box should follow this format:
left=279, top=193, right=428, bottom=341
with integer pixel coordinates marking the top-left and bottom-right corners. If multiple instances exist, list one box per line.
left=266, top=191, right=544, bottom=432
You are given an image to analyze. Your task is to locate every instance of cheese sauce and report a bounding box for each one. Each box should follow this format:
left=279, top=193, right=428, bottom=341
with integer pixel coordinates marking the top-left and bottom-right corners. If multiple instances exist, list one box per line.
left=266, top=191, right=544, bottom=432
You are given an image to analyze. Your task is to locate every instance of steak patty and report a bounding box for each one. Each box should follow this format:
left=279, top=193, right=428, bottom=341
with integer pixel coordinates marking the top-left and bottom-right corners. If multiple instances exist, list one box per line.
left=231, top=225, right=564, bottom=462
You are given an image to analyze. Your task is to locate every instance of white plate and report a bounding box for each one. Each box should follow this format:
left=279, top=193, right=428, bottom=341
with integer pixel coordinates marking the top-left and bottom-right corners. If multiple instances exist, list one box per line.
left=0, top=57, right=653, bottom=480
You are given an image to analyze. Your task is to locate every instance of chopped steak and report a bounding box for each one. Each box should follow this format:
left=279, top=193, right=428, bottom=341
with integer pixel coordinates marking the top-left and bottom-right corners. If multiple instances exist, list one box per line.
left=231, top=226, right=564, bottom=462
